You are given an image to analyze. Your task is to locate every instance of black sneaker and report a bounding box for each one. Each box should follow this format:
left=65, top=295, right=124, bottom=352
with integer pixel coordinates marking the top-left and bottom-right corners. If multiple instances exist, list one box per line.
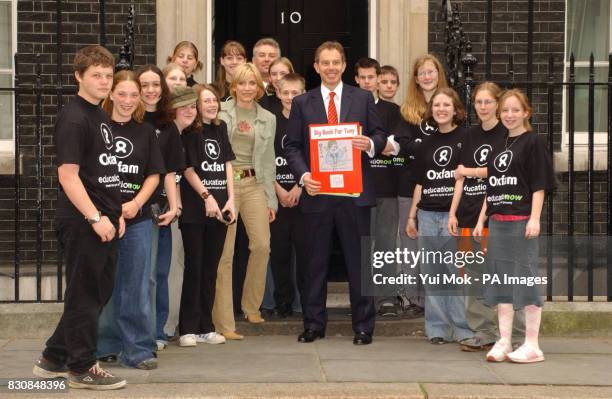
left=378, top=302, right=400, bottom=317
left=33, top=356, right=68, bottom=379
left=404, top=304, right=425, bottom=319
left=68, top=362, right=126, bottom=390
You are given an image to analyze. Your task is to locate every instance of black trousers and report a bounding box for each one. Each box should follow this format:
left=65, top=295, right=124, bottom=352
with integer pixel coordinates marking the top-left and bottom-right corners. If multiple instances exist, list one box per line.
left=301, top=200, right=376, bottom=334
left=43, top=217, right=118, bottom=373
left=179, top=222, right=227, bottom=334
left=270, top=205, right=305, bottom=308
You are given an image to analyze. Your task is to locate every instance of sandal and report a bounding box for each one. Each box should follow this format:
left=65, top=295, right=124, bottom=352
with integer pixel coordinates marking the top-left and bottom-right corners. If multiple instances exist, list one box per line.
left=486, top=340, right=512, bottom=362
left=507, top=344, right=545, bottom=364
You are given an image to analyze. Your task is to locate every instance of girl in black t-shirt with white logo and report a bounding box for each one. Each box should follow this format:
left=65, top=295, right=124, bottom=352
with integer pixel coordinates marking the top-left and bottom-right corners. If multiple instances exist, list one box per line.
left=474, top=89, right=556, bottom=364
left=405, top=87, right=474, bottom=346
left=178, top=84, right=236, bottom=347
left=447, top=82, right=525, bottom=352
left=97, top=70, right=165, bottom=370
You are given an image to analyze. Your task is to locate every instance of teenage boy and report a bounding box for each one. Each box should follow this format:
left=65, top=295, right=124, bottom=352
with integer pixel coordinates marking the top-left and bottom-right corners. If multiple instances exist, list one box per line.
left=269, top=73, right=306, bottom=317
left=378, top=65, right=400, bottom=104
left=33, top=45, right=127, bottom=390
left=354, top=57, right=403, bottom=317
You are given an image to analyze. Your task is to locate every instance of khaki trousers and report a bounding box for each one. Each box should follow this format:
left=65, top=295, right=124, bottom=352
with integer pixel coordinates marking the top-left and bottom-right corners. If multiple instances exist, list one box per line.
left=212, top=177, right=271, bottom=333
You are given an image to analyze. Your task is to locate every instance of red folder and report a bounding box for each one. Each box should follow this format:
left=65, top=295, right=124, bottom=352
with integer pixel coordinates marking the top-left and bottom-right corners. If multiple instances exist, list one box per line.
left=309, top=123, right=362, bottom=195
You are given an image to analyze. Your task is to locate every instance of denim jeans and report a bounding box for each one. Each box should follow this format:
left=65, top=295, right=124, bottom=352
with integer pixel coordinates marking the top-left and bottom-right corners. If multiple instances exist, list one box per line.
left=398, top=197, right=423, bottom=306
left=151, top=225, right=172, bottom=342
left=417, top=210, right=473, bottom=342
left=97, top=219, right=155, bottom=367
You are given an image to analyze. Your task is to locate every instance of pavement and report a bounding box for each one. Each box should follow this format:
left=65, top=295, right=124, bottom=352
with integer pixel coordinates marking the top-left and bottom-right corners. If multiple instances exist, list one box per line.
left=1, top=335, right=612, bottom=398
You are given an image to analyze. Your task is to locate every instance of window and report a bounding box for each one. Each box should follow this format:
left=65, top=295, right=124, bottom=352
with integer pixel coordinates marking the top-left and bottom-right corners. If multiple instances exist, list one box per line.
left=563, top=0, right=611, bottom=148
left=0, top=0, right=15, bottom=153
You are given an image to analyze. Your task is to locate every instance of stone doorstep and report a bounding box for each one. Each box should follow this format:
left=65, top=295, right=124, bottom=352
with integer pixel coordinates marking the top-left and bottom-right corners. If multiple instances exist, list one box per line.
left=1, top=302, right=612, bottom=339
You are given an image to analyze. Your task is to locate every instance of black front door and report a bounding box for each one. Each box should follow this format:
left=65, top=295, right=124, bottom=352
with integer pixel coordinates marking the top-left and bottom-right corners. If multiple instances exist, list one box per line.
left=214, top=0, right=369, bottom=89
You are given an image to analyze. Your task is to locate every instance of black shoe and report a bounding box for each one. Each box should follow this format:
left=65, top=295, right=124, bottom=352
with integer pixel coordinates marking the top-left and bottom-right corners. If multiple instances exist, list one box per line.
left=430, top=337, right=446, bottom=345
left=297, top=329, right=325, bottom=343
left=33, top=356, right=69, bottom=379
left=353, top=332, right=373, bottom=345
left=404, top=304, right=425, bottom=319
left=97, top=355, right=117, bottom=364
left=378, top=302, right=400, bottom=317
left=276, top=304, right=293, bottom=318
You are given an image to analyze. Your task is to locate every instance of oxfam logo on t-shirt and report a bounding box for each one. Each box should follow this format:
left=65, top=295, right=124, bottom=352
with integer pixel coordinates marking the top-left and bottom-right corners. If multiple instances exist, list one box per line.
left=474, top=144, right=492, bottom=167
left=493, top=150, right=513, bottom=173
left=100, top=123, right=113, bottom=150
left=420, top=120, right=437, bottom=136
left=114, top=136, right=134, bottom=159
left=433, top=146, right=452, bottom=167
left=205, top=139, right=220, bottom=160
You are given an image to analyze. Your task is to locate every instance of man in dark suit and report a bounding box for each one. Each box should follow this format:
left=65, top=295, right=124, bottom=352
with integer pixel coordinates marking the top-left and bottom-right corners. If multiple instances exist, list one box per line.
left=285, top=41, right=387, bottom=345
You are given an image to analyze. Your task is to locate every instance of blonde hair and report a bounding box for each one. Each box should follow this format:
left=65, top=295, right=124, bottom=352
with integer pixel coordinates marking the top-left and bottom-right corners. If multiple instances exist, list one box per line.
left=162, top=62, right=186, bottom=80
left=422, top=87, right=466, bottom=127
left=193, top=84, right=222, bottom=126
left=102, top=70, right=145, bottom=123
left=167, top=41, right=203, bottom=73
left=498, top=88, right=533, bottom=132
left=400, top=54, right=448, bottom=124
left=229, top=63, right=265, bottom=101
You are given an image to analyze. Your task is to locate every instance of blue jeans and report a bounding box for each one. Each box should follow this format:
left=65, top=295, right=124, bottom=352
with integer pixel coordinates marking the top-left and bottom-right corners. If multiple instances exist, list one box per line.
left=151, top=224, right=172, bottom=342
left=97, top=219, right=154, bottom=367
left=417, top=210, right=473, bottom=342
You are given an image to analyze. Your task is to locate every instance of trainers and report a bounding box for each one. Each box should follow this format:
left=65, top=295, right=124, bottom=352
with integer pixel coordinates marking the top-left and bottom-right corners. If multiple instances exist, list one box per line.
left=156, top=340, right=167, bottom=351
left=68, top=362, right=126, bottom=390
left=404, top=304, right=425, bottom=319
left=179, top=334, right=197, bottom=347
left=460, top=337, right=495, bottom=352
left=378, top=302, right=400, bottom=317
left=33, top=356, right=69, bottom=379
left=507, top=344, right=545, bottom=364
left=486, top=340, right=513, bottom=362
left=135, top=358, right=158, bottom=370
left=196, top=332, right=226, bottom=344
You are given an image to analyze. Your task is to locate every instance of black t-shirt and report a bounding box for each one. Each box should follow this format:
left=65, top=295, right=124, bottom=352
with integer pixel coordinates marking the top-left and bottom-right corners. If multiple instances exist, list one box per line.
left=180, top=121, right=235, bottom=225
left=415, top=126, right=466, bottom=212
left=260, top=93, right=282, bottom=115
left=368, top=99, right=401, bottom=198
left=485, top=131, right=556, bottom=216
left=54, top=95, right=122, bottom=225
left=153, top=122, right=187, bottom=207
left=456, top=122, right=507, bottom=227
left=144, top=110, right=165, bottom=130
left=394, top=118, right=439, bottom=197
left=112, top=120, right=165, bottom=225
left=186, top=75, right=198, bottom=87
left=274, top=112, right=298, bottom=192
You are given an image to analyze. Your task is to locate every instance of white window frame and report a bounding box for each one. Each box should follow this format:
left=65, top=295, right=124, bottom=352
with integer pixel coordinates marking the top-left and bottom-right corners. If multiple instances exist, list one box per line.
left=561, top=0, right=612, bottom=150
left=0, top=0, right=16, bottom=153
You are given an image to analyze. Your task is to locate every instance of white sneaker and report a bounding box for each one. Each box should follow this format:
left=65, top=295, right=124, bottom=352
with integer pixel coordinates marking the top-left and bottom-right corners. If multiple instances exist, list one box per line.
left=179, top=334, right=197, bottom=347
left=156, top=340, right=167, bottom=351
left=196, top=332, right=226, bottom=344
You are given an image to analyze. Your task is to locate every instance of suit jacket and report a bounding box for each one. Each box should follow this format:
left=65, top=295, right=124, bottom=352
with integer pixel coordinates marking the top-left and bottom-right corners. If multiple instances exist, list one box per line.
left=219, top=99, right=278, bottom=211
left=285, top=84, right=387, bottom=212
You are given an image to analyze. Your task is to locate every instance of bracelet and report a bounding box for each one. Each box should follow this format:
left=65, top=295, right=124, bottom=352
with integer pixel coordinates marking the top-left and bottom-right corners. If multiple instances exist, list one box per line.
left=200, top=191, right=210, bottom=200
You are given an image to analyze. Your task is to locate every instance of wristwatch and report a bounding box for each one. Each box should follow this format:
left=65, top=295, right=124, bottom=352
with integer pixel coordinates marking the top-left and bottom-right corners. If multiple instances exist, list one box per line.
left=200, top=191, right=210, bottom=200
left=86, top=211, right=101, bottom=224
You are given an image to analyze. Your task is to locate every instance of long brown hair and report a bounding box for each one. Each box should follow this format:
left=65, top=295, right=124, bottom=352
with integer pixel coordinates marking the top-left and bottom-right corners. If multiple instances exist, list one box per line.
left=214, top=40, right=247, bottom=99
left=400, top=54, right=448, bottom=124
left=266, top=57, right=295, bottom=94
left=135, top=64, right=170, bottom=127
left=422, top=87, right=466, bottom=128
left=194, top=84, right=222, bottom=126
left=498, top=88, right=533, bottom=132
left=102, top=70, right=145, bottom=123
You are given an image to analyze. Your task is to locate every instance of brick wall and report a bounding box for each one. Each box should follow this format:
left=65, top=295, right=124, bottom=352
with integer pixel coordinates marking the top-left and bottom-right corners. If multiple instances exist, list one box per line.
left=0, top=0, right=156, bottom=264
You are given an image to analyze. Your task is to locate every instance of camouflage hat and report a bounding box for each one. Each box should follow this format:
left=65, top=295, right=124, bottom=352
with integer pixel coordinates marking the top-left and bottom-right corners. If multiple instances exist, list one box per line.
left=169, top=86, right=198, bottom=108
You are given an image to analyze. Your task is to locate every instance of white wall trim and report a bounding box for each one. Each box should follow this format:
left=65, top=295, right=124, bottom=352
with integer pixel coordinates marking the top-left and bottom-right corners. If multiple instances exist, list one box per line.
left=369, top=0, right=377, bottom=59
left=206, top=0, right=212, bottom=82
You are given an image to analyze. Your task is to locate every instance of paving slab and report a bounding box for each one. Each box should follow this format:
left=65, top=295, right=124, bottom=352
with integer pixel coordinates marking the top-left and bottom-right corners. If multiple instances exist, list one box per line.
left=0, top=382, right=425, bottom=399
left=2, top=339, right=45, bottom=351
left=316, top=336, right=480, bottom=361
left=539, top=337, right=612, bottom=354
left=424, top=384, right=612, bottom=398
left=0, top=339, right=8, bottom=349
left=322, top=359, right=503, bottom=384
left=487, top=354, right=612, bottom=386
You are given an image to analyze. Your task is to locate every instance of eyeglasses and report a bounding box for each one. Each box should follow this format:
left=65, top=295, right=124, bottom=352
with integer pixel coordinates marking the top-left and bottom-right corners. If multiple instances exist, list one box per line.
left=417, top=69, right=438, bottom=78
left=475, top=99, right=496, bottom=106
